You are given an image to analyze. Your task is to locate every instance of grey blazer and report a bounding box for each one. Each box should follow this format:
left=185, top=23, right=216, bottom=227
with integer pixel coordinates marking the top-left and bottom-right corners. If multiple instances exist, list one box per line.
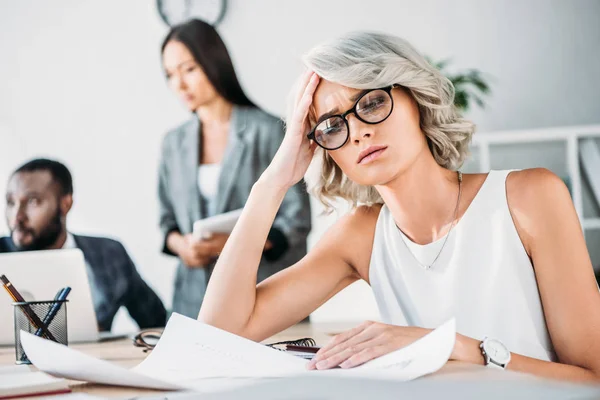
left=158, top=106, right=311, bottom=318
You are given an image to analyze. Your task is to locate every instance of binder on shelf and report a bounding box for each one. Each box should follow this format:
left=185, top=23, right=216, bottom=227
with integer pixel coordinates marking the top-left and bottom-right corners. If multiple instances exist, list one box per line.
left=579, top=138, right=600, bottom=210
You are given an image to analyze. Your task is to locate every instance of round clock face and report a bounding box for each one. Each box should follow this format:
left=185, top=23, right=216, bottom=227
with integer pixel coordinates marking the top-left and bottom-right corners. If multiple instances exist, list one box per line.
left=483, top=339, right=511, bottom=364
left=157, top=0, right=227, bottom=26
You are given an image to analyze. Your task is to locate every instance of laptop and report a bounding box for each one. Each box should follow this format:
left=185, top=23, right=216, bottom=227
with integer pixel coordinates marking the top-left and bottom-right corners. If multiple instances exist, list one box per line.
left=0, top=249, right=100, bottom=345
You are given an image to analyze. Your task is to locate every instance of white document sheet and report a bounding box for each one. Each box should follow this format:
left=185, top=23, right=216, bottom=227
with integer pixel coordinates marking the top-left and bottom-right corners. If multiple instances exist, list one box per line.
left=20, top=313, right=456, bottom=391
left=193, top=208, right=243, bottom=239
left=19, top=332, right=182, bottom=391
left=134, top=313, right=308, bottom=380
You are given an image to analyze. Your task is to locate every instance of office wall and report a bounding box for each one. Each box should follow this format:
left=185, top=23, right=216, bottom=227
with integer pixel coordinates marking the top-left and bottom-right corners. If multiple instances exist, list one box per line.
left=1, top=0, right=599, bottom=331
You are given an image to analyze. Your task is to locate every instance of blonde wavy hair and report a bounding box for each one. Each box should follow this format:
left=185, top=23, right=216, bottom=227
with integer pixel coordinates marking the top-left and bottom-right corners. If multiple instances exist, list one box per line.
left=292, top=31, right=475, bottom=211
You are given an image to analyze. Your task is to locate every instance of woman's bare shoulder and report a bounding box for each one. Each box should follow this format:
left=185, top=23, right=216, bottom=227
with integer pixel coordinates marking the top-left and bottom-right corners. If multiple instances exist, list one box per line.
left=506, top=168, right=569, bottom=213
left=323, top=203, right=383, bottom=281
left=506, top=168, right=572, bottom=256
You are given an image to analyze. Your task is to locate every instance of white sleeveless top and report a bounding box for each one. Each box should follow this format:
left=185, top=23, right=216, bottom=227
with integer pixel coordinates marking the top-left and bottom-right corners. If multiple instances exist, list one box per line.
left=369, top=170, right=556, bottom=361
left=198, top=164, right=222, bottom=216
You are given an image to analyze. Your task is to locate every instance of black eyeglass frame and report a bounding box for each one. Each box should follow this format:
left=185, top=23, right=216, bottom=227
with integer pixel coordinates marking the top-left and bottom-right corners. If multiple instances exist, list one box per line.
left=133, top=329, right=163, bottom=353
left=307, top=85, right=396, bottom=151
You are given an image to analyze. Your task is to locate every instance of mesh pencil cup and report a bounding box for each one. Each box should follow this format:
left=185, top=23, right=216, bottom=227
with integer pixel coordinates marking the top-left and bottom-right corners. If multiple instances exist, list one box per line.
left=12, top=300, right=68, bottom=364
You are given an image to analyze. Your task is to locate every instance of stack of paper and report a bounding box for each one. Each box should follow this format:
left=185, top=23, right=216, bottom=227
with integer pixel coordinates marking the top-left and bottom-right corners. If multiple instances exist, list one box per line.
left=19, top=313, right=456, bottom=393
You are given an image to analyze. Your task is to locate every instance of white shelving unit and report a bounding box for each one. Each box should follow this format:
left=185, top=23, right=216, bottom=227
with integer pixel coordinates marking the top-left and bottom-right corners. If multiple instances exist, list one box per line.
left=470, top=125, right=600, bottom=235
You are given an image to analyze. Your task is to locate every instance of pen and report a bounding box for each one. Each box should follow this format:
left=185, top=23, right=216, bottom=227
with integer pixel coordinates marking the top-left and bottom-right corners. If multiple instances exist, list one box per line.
left=34, top=287, right=71, bottom=337
left=0, top=274, right=57, bottom=341
left=53, top=288, right=64, bottom=301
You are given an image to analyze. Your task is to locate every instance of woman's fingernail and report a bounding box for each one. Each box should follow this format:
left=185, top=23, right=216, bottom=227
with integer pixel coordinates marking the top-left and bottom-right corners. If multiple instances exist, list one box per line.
left=316, top=360, right=328, bottom=369
left=340, top=361, right=351, bottom=369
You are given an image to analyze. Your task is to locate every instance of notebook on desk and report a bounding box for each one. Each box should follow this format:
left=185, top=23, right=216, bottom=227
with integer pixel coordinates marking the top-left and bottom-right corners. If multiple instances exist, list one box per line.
left=265, top=337, right=320, bottom=360
left=0, top=365, right=70, bottom=399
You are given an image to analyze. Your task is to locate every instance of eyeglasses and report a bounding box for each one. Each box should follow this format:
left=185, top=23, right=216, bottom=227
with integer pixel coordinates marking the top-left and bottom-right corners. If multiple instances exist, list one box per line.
left=307, top=86, right=395, bottom=151
left=133, top=329, right=163, bottom=352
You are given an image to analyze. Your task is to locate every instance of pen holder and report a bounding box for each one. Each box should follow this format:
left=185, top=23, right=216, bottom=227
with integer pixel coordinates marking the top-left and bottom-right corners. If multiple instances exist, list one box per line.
left=12, top=300, right=69, bottom=364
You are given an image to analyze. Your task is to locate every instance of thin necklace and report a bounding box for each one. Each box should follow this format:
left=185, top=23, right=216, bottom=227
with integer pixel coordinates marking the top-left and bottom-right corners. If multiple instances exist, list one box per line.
left=397, top=171, right=463, bottom=270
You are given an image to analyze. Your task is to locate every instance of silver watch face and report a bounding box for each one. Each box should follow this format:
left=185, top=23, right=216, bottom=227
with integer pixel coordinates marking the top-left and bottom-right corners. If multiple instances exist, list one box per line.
left=483, top=338, right=511, bottom=364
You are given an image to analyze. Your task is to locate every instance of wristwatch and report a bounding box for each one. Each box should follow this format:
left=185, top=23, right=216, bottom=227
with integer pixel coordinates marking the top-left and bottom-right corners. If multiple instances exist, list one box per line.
left=480, top=337, right=511, bottom=369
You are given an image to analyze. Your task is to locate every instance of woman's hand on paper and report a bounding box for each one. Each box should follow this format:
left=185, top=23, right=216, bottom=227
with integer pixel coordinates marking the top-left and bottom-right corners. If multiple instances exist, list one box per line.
left=259, top=70, right=320, bottom=191
left=306, top=321, right=431, bottom=370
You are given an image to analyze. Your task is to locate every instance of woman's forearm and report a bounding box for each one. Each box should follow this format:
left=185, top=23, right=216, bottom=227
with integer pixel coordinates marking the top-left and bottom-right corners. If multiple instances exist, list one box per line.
left=200, top=70, right=320, bottom=334
left=454, top=335, right=600, bottom=383
left=198, top=179, right=288, bottom=334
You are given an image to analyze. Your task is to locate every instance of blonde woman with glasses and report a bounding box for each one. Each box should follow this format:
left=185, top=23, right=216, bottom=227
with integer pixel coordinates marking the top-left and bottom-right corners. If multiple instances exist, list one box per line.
left=199, top=32, right=600, bottom=382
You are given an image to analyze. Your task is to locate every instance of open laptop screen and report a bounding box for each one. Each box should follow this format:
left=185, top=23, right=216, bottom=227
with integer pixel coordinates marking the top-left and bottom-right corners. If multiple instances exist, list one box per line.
left=0, top=249, right=99, bottom=345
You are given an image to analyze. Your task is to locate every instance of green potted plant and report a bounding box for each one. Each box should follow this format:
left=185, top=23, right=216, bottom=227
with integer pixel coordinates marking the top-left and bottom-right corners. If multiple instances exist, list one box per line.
left=429, top=59, right=491, bottom=112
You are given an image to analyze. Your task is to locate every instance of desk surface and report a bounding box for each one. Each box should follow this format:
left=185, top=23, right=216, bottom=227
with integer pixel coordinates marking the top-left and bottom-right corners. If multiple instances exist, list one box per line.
left=1, top=322, right=597, bottom=399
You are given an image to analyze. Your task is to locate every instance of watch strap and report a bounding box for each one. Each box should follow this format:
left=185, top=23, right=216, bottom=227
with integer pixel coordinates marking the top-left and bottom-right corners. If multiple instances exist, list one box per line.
left=486, top=360, right=505, bottom=369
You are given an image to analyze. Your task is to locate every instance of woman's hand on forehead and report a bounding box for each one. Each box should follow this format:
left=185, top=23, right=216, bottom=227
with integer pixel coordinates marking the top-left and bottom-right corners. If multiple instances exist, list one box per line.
left=257, top=70, right=320, bottom=190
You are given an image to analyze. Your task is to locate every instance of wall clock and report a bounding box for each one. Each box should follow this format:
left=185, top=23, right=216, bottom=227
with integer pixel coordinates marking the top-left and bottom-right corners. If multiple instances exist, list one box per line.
left=157, top=0, right=227, bottom=26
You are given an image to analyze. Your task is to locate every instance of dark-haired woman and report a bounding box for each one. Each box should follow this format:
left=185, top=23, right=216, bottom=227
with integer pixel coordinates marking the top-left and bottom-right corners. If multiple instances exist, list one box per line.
left=158, top=19, right=311, bottom=318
